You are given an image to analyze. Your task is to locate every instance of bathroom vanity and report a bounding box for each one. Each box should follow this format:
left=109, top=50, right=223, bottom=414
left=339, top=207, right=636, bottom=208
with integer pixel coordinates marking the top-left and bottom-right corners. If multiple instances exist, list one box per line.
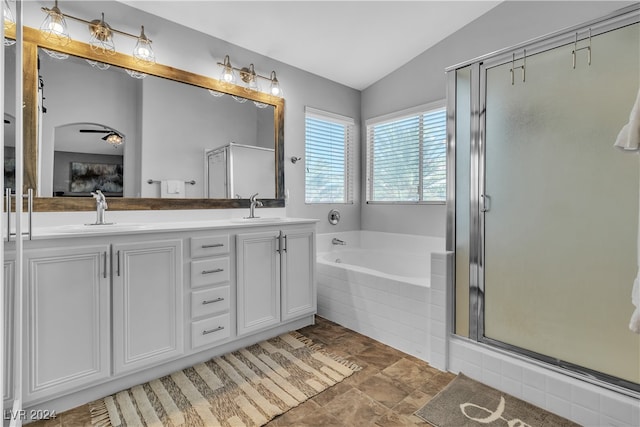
left=2, top=218, right=317, bottom=413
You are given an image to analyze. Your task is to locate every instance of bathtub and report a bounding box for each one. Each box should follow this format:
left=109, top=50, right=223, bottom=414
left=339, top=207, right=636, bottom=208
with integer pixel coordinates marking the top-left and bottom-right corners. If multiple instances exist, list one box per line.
left=316, top=231, right=445, bottom=361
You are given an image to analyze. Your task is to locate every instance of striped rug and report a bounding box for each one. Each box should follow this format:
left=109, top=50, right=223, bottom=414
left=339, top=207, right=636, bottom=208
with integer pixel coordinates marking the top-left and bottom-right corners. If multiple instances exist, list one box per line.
left=89, top=332, right=360, bottom=427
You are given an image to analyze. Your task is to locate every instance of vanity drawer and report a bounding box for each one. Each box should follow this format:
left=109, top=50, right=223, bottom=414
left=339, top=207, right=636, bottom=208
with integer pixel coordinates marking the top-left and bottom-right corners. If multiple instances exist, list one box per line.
left=191, top=287, right=230, bottom=318
left=190, top=235, right=229, bottom=258
left=191, top=313, right=230, bottom=349
left=190, top=258, right=229, bottom=288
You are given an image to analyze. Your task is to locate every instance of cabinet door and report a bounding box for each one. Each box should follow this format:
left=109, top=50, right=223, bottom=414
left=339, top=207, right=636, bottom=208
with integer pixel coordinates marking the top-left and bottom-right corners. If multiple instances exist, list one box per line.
left=112, top=239, right=183, bottom=374
left=25, top=245, right=111, bottom=403
left=3, top=257, right=14, bottom=405
left=281, top=228, right=316, bottom=321
left=236, top=231, right=280, bottom=336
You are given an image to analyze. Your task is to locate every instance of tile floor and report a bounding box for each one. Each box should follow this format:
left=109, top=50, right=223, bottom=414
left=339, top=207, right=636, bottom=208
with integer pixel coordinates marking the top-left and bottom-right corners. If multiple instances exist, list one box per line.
left=30, top=316, right=454, bottom=426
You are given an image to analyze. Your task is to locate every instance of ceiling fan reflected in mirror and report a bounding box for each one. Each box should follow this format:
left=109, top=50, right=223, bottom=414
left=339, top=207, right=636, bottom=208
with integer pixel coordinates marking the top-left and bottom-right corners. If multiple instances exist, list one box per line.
left=79, top=127, right=124, bottom=146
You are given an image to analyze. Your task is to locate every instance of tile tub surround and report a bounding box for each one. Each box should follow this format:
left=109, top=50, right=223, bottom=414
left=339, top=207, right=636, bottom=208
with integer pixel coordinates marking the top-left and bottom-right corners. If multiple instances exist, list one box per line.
left=317, top=231, right=446, bottom=362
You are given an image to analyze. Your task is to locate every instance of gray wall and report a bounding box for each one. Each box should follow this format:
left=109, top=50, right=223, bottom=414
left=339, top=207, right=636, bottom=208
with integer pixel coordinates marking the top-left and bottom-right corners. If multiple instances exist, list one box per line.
left=360, top=0, right=634, bottom=237
left=23, top=1, right=361, bottom=234
left=23, top=1, right=633, bottom=235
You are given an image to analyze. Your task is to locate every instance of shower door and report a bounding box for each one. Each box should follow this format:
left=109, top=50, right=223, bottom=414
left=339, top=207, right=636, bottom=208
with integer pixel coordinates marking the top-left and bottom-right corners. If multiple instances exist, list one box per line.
left=481, top=22, right=640, bottom=388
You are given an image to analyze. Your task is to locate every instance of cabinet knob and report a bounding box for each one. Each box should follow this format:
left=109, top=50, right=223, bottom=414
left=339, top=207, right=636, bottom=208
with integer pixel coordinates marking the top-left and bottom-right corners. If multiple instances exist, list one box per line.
left=201, top=268, right=224, bottom=275
left=201, top=243, right=224, bottom=248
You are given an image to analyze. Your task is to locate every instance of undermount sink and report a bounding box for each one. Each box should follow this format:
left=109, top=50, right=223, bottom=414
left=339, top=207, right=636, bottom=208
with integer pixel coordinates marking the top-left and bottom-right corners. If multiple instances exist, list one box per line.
left=230, top=217, right=285, bottom=223
left=49, top=223, right=152, bottom=233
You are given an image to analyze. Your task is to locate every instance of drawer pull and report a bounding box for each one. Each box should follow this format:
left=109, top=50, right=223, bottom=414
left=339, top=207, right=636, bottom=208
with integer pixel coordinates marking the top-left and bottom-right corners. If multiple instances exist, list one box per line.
left=202, top=326, right=224, bottom=335
left=202, top=243, right=224, bottom=248
left=202, top=268, right=224, bottom=275
left=202, top=297, right=224, bottom=305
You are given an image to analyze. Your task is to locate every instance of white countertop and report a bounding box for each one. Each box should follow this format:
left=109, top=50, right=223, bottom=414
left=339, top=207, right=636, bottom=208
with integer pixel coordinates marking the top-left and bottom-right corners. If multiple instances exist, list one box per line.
left=25, top=217, right=319, bottom=240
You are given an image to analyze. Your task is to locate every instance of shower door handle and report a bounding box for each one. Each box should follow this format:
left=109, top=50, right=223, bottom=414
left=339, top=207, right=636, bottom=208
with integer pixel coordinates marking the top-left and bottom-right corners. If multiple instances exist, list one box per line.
left=480, top=194, right=491, bottom=213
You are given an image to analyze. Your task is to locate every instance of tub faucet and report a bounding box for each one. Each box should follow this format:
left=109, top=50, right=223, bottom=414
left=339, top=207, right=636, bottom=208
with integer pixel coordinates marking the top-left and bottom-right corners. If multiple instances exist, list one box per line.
left=90, top=190, right=109, bottom=225
left=332, top=238, right=346, bottom=245
left=247, top=193, right=263, bottom=218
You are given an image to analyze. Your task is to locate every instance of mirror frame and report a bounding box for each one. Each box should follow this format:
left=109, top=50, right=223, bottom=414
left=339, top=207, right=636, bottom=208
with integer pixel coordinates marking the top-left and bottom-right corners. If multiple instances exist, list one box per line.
left=9, top=26, right=285, bottom=211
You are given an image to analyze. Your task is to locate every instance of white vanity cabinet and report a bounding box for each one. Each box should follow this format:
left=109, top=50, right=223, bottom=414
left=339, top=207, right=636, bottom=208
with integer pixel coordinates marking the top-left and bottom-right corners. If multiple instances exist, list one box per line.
left=236, top=225, right=315, bottom=336
left=111, top=239, right=183, bottom=375
left=23, top=244, right=112, bottom=403
left=22, top=236, right=183, bottom=404
left=15, top=218, right=316, bottom=414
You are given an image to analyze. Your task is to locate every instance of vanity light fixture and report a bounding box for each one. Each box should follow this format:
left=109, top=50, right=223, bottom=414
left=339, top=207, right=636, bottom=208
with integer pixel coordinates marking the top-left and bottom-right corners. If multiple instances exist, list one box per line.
left=3, top=0, right=16, bottom=46
left=40, top=1, right=156, bottom=67
left=215, top=55, right=284, bottom=101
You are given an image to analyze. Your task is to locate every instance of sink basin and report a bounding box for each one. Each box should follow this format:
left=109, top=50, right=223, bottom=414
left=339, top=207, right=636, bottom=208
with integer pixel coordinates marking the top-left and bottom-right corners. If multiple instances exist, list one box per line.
left=46, top=223, right=152, bottom=234
left=230, top=217, right=286, bottom=224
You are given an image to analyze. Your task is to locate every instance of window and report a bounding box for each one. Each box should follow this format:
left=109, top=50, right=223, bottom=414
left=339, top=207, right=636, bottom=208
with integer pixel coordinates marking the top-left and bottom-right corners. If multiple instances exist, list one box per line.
left=305, top=107, right=354, bottom=203
left=366, top=102, right=446, bottom=203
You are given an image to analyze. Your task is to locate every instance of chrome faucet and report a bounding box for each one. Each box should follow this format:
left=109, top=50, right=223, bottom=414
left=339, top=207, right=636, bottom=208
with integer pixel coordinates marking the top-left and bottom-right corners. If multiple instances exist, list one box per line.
left=90, top=190, right=110, bottom=225
left=247, top=193, right=263, bottom=218
left=332, top=238, right=346, bottom=245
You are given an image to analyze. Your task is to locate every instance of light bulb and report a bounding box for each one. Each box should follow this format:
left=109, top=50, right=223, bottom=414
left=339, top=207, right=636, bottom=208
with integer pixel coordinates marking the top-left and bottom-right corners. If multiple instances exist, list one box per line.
left=40, top=1, right=70, bottom=46
left=133, top=26, right=155, bottom=66
left=47, top=20, right=64, bottom=34
left=269, top=71, right=282, bottom=97
left=219, top=55, right=236, bottom=85
left=223, top=67, right=234, bottom=82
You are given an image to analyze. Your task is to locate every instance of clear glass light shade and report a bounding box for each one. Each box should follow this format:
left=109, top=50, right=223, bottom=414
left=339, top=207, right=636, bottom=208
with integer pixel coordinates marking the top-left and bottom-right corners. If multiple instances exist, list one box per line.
left=219, top=55, right=236, bottom=85
left=232, top=95, right=248, bottom=104
left=133, top=26, right=155, bottom=66
left=125, top=69, right=147, bottom=79
left=42, top=48, right=69, bottom=60
left=40, top=4, right=71, bottom=46
left=86, top=59, right=110, bottom=70
left=221, top=65, right=236, bottom=84
left=208, top=89, right=225, bottom=98
left=269, top=71, right=283, bottom=97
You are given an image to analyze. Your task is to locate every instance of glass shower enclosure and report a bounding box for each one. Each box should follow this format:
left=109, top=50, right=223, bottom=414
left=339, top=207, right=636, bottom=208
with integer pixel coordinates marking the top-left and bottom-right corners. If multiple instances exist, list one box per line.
left=448, top=5, right=640, bottom=391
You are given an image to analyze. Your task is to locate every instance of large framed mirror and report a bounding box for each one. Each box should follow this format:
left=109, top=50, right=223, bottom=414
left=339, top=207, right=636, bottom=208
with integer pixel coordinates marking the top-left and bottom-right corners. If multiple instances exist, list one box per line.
left=8, top=26, right=285, bottom=211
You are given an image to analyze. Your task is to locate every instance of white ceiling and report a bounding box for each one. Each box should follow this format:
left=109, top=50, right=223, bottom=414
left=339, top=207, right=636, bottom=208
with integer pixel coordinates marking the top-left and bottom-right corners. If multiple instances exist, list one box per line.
left=117, top=1, right=502, bottom=90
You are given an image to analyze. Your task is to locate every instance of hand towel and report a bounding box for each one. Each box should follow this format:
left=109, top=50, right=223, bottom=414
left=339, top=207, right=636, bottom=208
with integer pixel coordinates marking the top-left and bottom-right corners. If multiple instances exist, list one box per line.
left=631, top=271, right=640, bottom=333
left=616, top=92, right=640, bottom=333
left=614, top=88, right=640, bottom=151
left=160, top=180, right=185, bottom=198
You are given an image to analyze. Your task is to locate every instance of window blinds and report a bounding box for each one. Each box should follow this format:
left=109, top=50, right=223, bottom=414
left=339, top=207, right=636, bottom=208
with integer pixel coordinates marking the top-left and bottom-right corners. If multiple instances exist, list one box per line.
left=366, top=105, right=446, bottom=203
left=305, top=107, right=354, bottom=204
